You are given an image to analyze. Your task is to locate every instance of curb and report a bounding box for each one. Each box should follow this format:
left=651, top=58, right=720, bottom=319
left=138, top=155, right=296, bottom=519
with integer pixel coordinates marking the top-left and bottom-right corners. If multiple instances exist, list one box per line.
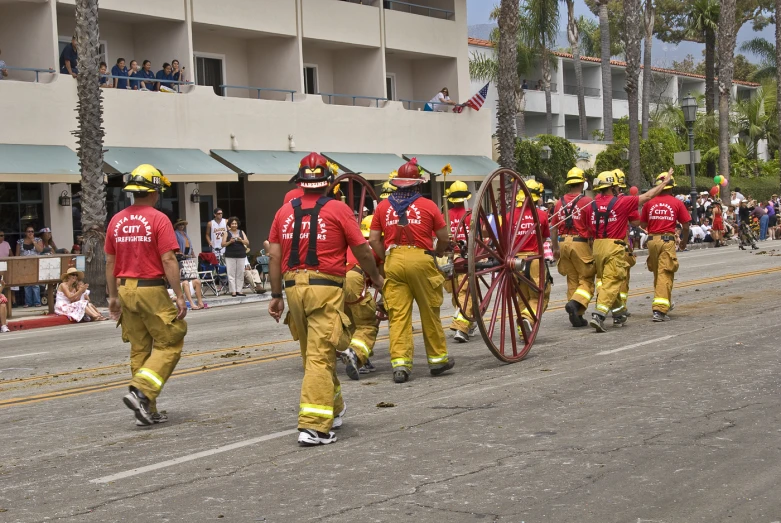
left=632, top=239, right=738, bottom=257
left=200, top=293, right=272, bottom=308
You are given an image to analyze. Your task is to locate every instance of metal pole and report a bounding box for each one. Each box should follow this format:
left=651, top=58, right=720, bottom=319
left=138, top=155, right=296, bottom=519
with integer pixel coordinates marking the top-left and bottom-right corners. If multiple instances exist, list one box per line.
left=688, top=122, right=698, bottom=225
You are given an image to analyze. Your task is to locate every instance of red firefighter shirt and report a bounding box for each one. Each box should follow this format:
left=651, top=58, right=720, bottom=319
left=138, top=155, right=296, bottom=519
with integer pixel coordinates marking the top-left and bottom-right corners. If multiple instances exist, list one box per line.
left=346, top=244, right=382, bottom=271
left=105, top=205, right=180, bottom=279
left=283, top=187, right=305, bottom=203
left=505, top=206, right=551, bottom=253
left=371, top=197, right=446, bottom=250
left=641, top=194, right=691, bottom=233
left=445, top=205, right=469, bottom=242
left=581, top=194, right=640, bottom=239
left=553, top=193, right=592, bottom=237
left=268, top=194, right=366, bottom=277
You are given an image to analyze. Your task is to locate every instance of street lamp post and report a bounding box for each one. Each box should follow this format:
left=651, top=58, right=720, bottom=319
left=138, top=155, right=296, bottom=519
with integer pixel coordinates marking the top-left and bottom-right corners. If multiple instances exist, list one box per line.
left=681, top=92, right=698, bottom=224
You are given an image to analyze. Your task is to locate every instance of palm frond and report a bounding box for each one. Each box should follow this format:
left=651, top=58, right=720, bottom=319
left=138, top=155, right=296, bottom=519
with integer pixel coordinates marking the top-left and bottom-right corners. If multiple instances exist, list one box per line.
left=739, top=38, right=776, bottom=63
left=469, top=51, right=499, bottom=82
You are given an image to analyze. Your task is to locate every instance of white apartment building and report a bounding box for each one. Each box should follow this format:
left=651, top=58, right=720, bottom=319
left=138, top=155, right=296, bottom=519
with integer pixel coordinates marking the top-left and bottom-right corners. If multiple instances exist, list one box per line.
left=0, top=0, right=493, bottom=253
left=468, top=38, right=759, bottom=141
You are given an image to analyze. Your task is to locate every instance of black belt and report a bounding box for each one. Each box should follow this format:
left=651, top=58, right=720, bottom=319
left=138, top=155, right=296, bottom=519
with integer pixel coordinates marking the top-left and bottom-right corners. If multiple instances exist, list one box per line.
left=648, top=235, right=676, bottom=241
left=120, top=278, right=166, bottom=287
left=285, top=278, right=343, bottom=289
left=558, top=235, right=588, bottom=243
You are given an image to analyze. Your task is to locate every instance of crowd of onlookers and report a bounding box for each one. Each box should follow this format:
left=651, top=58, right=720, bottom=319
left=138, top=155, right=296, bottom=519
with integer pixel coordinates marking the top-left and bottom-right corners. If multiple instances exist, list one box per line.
left=60, top=36, right=185, bottom=92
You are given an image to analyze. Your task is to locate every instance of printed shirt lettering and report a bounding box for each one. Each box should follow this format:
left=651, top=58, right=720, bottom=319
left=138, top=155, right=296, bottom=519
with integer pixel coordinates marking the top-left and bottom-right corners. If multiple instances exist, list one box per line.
left=641, top=194, right=691, bottom=234
left=105, top=205, right=179, bottom=278
left=371, top=198, right=446, bottom=250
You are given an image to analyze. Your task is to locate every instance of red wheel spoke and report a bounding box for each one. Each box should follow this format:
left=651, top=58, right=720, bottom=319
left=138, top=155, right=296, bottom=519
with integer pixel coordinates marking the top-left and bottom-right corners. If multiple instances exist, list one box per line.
left=357, top=186, right=368, bottom=221
left=485, top=272, right=506, bottom=339
left=508, top=287, right=525, bottom=349
left=511, top=274, right=538, bottom=323
left=479, top=270, right=504, bottom=313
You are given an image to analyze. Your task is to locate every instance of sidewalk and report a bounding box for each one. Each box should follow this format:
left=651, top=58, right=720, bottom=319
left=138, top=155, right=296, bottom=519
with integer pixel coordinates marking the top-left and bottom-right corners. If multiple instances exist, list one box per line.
left=632, top=238, right=738, bottom=257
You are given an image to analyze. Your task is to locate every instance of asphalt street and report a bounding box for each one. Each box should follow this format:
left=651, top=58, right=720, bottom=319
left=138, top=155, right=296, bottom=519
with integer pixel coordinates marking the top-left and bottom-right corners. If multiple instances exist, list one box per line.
left=0, top=244, right=780, bottom=522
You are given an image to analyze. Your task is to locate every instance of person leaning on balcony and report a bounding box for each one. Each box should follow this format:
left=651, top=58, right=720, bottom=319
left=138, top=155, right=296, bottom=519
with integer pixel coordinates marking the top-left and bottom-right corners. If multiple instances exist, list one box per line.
left=156, top=62, right=175, bottom=92
left=424, top=87, right=457, bottom=112
left=171, top=59, right=185, bottom=87
left=137, top=60, right=156, bottom=91
left=128, top=60, right=140, bottom=90
left=60, top=35, right=78, bottom=78
left=99, top=62, right=112, bottom=88
left=112, top=58, right=130, bottom=89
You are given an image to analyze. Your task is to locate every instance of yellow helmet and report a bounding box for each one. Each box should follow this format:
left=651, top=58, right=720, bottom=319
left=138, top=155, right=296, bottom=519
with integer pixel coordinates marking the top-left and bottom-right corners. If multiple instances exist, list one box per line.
left=360, top=215, right=373, bottom=238
left=655, top=172, right=676, bottom=188
left=516, top=179, right=544, bottom=205
left=593, top=170, right=617, bottom=191
left=445, top=180, right=472, bottom=203
left=380, top=181, right=396, bottom=199
left=565, top=167, right=586, bottom=185
left=123, top=164, right=171, bottom=193
left=613, top=169, right=627, bottom=189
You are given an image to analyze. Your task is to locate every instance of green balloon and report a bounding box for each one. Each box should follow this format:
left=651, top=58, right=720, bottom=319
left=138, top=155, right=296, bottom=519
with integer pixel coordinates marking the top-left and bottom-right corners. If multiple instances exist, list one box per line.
left=714, top=175, right=722, bottom=184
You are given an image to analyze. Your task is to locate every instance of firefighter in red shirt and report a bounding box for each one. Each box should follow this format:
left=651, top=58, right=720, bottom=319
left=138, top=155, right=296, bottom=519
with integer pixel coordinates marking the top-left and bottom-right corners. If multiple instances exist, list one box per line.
left=613, top=169, right=637, bottom=317
left=340, top=215, right=382, bottom=379
left=550, top=167, right=594, bottom=327
left=581, top=169, right=672, bottom=332
left=369, top=158, right=452, bottom=384
left=507, top=180, right=551, bottom=336
left=105, top=164, right=188, bottom=426
left=268, top=153, right=383, bottom=446
left=641, top=172, right=691, bottom=321
left=442, top=180, right=477, bottom=343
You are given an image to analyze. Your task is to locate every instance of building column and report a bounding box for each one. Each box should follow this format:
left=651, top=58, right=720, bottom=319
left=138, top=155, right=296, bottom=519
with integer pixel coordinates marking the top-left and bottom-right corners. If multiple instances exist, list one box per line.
left=555, top=57, right=565, bottom=137
left=181, top=182, right=202, bottom=254
left=43, top=183, right=75, bottom=249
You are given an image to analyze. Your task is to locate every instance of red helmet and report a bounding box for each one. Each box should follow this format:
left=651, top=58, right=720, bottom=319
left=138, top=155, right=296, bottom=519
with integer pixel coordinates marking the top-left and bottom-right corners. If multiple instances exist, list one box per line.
left=391, top=158, right=426, bottom=188
left=295, top=152, right=333, bottom=188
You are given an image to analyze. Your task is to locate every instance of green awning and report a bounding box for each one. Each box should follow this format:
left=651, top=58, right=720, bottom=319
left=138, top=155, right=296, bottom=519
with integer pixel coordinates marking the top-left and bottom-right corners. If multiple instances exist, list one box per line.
left=0, top=144, right=81, bottom=183
left=404, top=154, right=499, bottom=182
left=103, top=147, right=237, bottom=182
left=211, top=150, right=300, bottom=182
left=322, top=153, right=403, bottom=181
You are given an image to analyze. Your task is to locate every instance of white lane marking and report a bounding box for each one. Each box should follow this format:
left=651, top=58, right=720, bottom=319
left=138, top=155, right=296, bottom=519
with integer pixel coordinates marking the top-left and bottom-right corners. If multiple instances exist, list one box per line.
left=597, top=335, right=676, bottom=356
left=89, top=429, right=297, bottom=484
left=685, top=262, right=726, bottom=269
left=0, top=351, right=49, bottom=360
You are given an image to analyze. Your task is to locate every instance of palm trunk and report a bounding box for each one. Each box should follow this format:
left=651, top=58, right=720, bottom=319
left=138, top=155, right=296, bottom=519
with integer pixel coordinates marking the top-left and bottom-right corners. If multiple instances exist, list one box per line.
left=705, top=28, right=717, bottom=180
left=717, top=0, right=737, bottom=201
left=776, top=0, right=781, bottom=192
left=624, top=0, right=643, bottom=186
left=641, top=1, right=654, bottom=140
left=74, top=0, right=107, bottom=305
left=542, top=46, right=553, bottom=135
left=497, top=0, right=520, bottom=168
left=598, top=0, right=613, bottom=141
left=567, top=0, right=587, bottom=139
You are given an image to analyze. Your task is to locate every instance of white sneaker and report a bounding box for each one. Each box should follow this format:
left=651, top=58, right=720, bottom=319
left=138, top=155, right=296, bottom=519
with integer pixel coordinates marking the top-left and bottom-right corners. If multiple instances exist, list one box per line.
left=298, top=429, right=337, bottom=446
left=468, top=323, right=478, bottom=337
left=332, top=404, right=346, bottom=429
left=135, top=411, right=169, bottom=426
left=453, top=330, right=469, bottom=343
left=0, top=325, right=9, bottom=333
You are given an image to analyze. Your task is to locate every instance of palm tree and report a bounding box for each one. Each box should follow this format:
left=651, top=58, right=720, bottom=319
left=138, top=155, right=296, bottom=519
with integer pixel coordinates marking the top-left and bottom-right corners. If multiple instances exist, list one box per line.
left=623, top=0, right=643, bottom=186
left=717, top=0, right=737, bottom=199
left=564, top=0, right=587, bottom=139
left=577, top=16, right=600, bottom=57
left=686, top=0, right=719, bottom=115
left=740, top=38, right=777, bottom=81
left=496, top=0, right=521, bottom=168
left=734, top=84, right=775, bottom=175
left=596, top=0, right=613, bottom=141
left=641, top=0, right=655, bottom=139
left=74, top=0, right=107, bottom=304
left=520, top=0, right=560, bottom=136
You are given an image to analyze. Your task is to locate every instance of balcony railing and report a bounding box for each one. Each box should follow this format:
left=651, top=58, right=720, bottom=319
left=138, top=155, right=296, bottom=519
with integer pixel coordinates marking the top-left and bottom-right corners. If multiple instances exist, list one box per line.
left=564, top=84, right=600, bottom=97
left=103, top=74, right=194, bottom=92
left=386, top=0, right=455, bottom=20
left=319, top=92, right=388, bottom=107
left=524, top=83, right=557, bottom=93
left=220, top=85, right=296, bottom=100
left=1, top=65, right=56, bottom=82
left=399, top=99, right=458, bottom=111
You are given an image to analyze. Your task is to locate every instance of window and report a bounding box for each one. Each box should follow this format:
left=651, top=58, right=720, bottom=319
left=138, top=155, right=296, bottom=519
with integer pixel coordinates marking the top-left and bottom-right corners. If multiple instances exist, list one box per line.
left=303, top=65, right=318, bottom=95
left=194, top=55, right=225, bottom=96
left=216, top=182, right=246, bottom=230
left=386, top=74, right=396, bottom=101
left=0, top=183, right=44, bottom=246
left=58, top=37, right=107, bottom=67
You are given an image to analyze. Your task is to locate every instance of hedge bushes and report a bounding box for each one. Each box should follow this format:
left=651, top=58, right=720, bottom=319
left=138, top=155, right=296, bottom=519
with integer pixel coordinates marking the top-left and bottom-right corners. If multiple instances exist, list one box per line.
left=514, top=135, right=577, bottom=196
left=672, top=176, right=780, bottom=202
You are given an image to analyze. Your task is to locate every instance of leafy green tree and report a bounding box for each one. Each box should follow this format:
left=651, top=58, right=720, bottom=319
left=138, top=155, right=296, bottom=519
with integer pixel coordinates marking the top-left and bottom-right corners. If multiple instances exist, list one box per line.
left=520, top=0, right=560, bottom=135
left=514, top=135, right=578, bottom=196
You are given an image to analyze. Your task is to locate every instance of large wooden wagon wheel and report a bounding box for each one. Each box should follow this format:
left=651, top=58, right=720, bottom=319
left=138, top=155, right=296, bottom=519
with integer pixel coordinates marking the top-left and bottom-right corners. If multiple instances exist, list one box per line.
left=449, top=209, right=474, bottom=322
left=327, top=173, right=387, bottom=320
left=467, top=168, right=547, bottom=363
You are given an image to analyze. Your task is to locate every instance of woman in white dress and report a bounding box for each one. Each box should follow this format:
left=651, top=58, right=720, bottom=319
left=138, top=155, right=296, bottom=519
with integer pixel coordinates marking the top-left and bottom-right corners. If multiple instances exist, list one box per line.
left=55, top=268, right=107, bottom=322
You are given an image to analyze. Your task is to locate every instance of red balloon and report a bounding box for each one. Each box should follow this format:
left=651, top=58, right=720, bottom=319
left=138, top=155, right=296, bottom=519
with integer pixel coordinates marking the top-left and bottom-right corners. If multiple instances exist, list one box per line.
left=709, top=186, right=720, bottom=196
left=629, top=186, right=639, bottom=196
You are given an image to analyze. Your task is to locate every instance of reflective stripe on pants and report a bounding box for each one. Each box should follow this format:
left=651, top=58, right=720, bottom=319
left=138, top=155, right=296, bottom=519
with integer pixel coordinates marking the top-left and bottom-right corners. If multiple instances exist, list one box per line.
left=343, top=269, right=378, bottom=366
left=556, top=236, right=596, bottom=314
left=645, top=237, right=679, bottom=314
left=592, top=240, right=628, bottom=317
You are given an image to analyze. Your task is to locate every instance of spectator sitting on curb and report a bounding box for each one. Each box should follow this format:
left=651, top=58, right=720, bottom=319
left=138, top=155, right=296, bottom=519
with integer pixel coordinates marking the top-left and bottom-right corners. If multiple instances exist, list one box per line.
left=0, top=276, right=9, bottom=333
left=55, top=268, right=107, bottom=322
left=244, top=258, right=265, bottom=294
left=181, top=279, right=207, bottom=310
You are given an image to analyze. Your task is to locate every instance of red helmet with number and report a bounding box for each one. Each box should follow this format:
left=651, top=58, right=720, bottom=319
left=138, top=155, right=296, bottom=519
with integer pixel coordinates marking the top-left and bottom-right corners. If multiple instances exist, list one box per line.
left=391, top=158, right=426, bottom=188
left=294, top=152, right=335, bottom=189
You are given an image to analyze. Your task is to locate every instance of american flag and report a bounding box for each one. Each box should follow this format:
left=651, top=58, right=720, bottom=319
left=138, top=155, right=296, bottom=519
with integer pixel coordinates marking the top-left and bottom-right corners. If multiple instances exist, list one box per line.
left=453, top=83, right=490, bottom=113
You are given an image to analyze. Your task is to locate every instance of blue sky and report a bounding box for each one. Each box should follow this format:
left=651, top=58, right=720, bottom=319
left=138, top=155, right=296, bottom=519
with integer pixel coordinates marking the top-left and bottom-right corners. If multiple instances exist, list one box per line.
left=465, top=0, right=774, bottom=65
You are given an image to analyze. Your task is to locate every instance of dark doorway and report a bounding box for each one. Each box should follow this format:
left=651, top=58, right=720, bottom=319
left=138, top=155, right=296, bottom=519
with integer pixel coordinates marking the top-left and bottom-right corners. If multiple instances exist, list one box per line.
left=195, top=56, right=224, bottom=96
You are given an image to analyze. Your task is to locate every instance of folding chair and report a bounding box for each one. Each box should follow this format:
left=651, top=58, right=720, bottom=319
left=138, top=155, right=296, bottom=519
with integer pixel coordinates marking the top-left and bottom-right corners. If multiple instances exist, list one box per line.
left=197, top=254, right=227, bottom=296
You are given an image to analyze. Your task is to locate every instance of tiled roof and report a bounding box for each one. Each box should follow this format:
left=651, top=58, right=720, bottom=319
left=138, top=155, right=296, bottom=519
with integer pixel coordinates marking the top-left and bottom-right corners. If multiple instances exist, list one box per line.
left=467, top=37, right=760, bottom=87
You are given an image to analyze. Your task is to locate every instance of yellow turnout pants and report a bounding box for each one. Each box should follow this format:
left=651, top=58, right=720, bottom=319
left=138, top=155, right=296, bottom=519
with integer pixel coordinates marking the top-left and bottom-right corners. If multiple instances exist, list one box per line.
left=444, top=271, right=473, bottom=334
left=645, top=237, right=679, bottom=314
left=517, top=252, right=551, bottom=321
left=343, top=268, right=378, bottom=365
left=284, top=271, right=350, bottom=433
left=592, top=239, right=629, bottom=317
left=119, top=279, right=187, bottom=413
left=384, top=247, right=448, bottom=371
left=619, top=251, right=636, bottom=310
left=556, top=236, right=595, bottom=314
